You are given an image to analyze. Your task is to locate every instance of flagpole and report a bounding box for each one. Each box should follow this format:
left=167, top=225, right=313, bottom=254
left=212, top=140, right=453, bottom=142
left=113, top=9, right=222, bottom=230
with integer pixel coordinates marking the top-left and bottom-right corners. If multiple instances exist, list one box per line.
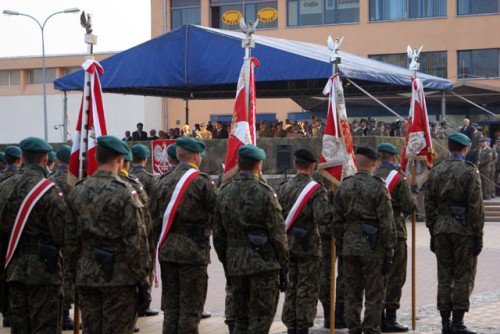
left=408, top=45, right=422, bottom=332
left=328, top=35, right=343, bottom=334
left=240, top=18, right=257, bottom=134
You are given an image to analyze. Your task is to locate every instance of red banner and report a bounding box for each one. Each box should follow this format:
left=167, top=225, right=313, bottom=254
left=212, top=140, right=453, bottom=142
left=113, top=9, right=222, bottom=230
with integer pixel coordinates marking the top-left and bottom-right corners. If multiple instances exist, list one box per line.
left=151, top=139, right=176, bottom=174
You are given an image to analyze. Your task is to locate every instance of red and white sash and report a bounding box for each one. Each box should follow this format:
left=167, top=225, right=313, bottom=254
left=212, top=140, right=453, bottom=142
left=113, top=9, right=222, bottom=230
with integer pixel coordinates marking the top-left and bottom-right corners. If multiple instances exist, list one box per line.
left=154, top=168, right=200, bottom=283
left=385, top=170, right=402, bottom=194
left=285, top=181, right=321, bottom=232
left=5, top=178, right=55, bottom=268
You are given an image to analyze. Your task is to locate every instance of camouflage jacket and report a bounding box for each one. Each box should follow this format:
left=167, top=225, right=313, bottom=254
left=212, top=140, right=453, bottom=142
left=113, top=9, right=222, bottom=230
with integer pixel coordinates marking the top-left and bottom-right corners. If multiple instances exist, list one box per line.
left=66, top=170, right=149, bottom=286
left=373, top=163, right=416, bottom=239
left=129, top=166, right=156, bottom=196
left=477, top=146, right=495, bottom=172
left=213, top=173, right=288, bottom=276
left=150, top=163, right=216, bottom=265
left=119, top=171, right=153, bottom=264
left=0, top=166, right=69, bottom=285
left=425, top=156, right=484, bottom=237
left=49, top=167, right=72, bottom=198
left=332, top=170, right=396, bottom=257
left=277, top=173, right=332, bottom=257
left=0, top=167, right=19, bottom=183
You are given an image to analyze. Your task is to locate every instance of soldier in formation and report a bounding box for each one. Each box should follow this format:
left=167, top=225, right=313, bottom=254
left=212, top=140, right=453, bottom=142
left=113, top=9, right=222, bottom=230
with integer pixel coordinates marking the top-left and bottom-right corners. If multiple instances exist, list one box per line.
left=0, top=146, right=22, bottom=182
left=333, top=146, right=396, bottom=334
left=425, top=132, right=484, bottom=334
left=374, top=143, right=417, bottom=332
left=150, top=137, right=216, bottom=333
left=66, top=136, right=150, bottom=333
left=477, top=138, right=494, bottom=200
left=213, top=144, right=288, bottom=334
left=0, top=137, right=70, bottom=333
left=278, top=149, right=333, bottom=334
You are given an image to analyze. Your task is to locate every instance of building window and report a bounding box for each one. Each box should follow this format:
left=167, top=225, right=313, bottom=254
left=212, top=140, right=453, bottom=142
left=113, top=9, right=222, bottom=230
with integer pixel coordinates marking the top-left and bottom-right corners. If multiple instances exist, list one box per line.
left=64, top=67, right=81, bottom=75
left=458, top=49, right=499, bottom=79
left=211, top=1, right=278, bottom=31
left=369, top=0, right=446, bottom=21
left=369, top=51, right=448, bottom=78
left=0, top=70, right=20, bottom=86
left=288, top=0, right=360, bottom=26
left=29, top=69, right=56, bottom=84
left=171, top=0, right=201, bottom=30
left=457, top=0, right=500, bottom=15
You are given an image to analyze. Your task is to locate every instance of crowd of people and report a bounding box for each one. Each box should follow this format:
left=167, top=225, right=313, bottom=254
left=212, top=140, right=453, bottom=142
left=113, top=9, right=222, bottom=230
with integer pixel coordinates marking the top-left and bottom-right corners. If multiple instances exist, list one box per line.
left=0, top=128, right=485, bottom=334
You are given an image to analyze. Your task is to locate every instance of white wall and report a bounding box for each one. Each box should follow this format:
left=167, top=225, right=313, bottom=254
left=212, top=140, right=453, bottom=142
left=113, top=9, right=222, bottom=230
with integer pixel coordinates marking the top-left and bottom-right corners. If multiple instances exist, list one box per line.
left=0, top=92, right=163, bottom=144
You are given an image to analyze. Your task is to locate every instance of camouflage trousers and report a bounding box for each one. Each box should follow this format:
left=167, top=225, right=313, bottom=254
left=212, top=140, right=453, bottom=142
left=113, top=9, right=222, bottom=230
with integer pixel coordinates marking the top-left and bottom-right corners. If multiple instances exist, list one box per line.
left=8, top=282, right=63, bottom=334
left=343, top=255, right=385, bottom=334
left=224, top=282, right=235, bottom=327
left=434, top=234, right=477, bottom=311
left=78, top=285, right=137, bottom=334
left=385, top=238, right=407, bottom=310
left=63, top=253, right=75, bottom=312
left=319, top=235, right=344, bottom=307
left=231, top=270, right=279, bottom=334
left=282, top=255, right=321, bottom=330
left=160, top=261, right=208, bottom=334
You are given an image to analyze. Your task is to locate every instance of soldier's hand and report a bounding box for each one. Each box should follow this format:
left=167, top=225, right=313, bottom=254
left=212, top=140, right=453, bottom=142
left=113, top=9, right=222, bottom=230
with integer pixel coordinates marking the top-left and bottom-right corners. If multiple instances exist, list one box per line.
left=430, top=236, right=435, bottom=253
left=473, top=236, right=483, bottom=256
left=382, top=256, right=393, bottom=275
left=279, top=269, right=288, bottom=292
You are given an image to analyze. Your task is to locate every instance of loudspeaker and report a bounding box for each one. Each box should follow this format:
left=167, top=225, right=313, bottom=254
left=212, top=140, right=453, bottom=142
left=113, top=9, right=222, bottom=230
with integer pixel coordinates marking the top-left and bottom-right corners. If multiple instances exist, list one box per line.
left=276, top=144, right=293, bottom=170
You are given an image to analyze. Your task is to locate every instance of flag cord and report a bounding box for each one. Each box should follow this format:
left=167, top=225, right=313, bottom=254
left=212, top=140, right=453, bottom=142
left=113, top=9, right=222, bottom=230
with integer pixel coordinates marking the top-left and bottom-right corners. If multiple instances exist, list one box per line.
left=346, top=78, right=404, bottom=119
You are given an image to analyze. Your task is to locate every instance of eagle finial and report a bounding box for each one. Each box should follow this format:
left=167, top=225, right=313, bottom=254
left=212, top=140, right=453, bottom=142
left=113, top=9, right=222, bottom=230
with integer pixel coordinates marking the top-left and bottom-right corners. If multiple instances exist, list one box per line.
left=80, top=11, right=92, bottom=34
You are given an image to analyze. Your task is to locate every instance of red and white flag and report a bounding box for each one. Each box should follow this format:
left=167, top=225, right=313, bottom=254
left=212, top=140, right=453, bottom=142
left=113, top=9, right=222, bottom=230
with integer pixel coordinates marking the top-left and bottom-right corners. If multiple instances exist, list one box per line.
left=400, top=78, right=433, bottom=188
left=223, top=57, right=259, bottom=179
left=318, top=74, right=357, bottom=184
left=68, top=59, right=107, bottom=186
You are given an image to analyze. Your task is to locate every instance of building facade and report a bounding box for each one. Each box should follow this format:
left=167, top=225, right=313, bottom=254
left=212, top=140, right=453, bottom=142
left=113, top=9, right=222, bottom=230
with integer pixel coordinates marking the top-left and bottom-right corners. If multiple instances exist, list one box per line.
left=1, top=0, right=500, bottom=144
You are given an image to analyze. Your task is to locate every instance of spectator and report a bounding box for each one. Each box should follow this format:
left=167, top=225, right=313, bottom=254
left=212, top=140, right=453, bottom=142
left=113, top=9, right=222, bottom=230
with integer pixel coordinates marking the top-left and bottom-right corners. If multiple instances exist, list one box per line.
left=311, top=118, right=324, bottom=137
left=459, top=118, right=475, bottom=140
left=174, top=127, right=181, bottom=138
left=430, top=122, right=440, bottom=139
left=352, top=120, right=364, bottom=136
left=207, top=121, right=215, bottom=135
left=213, top=121, right=229, bottom=139
left=148, top=129, right=159, bottom=140
left=257, top=121, right=273, bottom=138
left=359, top=119, right=369, bottom=136
left=167, top=128, right=176, bottom=139
left=275, top=122, right=287, bottom=138
left=122, top=130, right=132, bottom=142
left=195, top=122, right=213, bottom=140
left=132, top=123, right=148, bottom=141
left=181, top=124, right=191, bottom=137
left=437, top=120, right=452, bottom=139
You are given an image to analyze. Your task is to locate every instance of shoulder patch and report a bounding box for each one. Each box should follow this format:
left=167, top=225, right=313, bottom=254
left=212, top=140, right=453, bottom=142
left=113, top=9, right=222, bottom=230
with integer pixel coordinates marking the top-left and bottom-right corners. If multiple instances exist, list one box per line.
left=125, top=175, right=141, bottom=184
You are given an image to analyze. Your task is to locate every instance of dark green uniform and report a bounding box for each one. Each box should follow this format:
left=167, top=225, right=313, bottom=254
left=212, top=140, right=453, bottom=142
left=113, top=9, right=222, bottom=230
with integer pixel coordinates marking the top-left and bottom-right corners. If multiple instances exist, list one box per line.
left=129, top=165, right=156, bottom=196
left=66, top=170, right=150, bottom=334
left=333, top=171, right=396, bottom=334
left=0, top=166, right=69, bottom=334
left=425, top=156, right=484, bottom=313
left=373, top=163, right=416, bottom=312
left=213, top=173, right=288, bottom=334
left=150, top=163, right=216, bottom=334
left=278, top=173, right=332, bottom=331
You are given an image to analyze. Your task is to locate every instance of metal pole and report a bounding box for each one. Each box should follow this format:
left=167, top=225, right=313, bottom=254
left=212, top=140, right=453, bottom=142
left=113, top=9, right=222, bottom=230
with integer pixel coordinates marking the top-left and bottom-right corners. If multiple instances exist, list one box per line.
left=41, top=27, right=48, bottom=140
left=63, top=91, right=68, bottom=143
left=441, top=91, right=446, bottom=122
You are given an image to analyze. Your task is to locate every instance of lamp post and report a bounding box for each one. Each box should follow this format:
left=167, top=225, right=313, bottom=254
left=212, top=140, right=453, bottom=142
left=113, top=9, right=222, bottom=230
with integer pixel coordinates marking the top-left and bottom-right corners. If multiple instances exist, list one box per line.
left=3, top=8, right=80, bottom=141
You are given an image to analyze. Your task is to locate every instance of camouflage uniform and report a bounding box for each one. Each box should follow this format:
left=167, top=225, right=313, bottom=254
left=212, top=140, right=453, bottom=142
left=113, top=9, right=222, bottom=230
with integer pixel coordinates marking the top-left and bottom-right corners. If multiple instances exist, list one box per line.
left=0, top=166, right=69, bottom=334
left=48, top=166, right=76, bottom=321
left=213, top=173, right=288, bottom=334
left=333, top=171, right=396, bottom=334
left=150, top=163, right=216, bottom=334
left=130, top=165, right=156, bottom=196
left=373, top=163, right=416, bottom=320
left=66, top=170, right=150, bottom=334
left=425, top=156, right=484, bottom=313
left=0, top=166, right=19, bottom=182
left=278, top=173, right=332, bottom=331
left=477, top=145, right=494, bottom=199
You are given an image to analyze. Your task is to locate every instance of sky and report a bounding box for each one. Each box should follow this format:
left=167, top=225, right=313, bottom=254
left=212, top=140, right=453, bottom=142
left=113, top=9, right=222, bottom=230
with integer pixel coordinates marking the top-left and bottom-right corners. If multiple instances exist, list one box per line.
left=0, top=0, right=151, bottom=58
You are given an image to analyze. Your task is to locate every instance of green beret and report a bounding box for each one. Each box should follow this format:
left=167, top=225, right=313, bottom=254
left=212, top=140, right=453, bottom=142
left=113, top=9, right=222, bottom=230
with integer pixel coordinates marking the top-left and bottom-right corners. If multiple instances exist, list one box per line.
left=167, top=144, right=177, bottom=160
left=176, top=137, right=205, bottom=153
left=48, top=151, right=57, bottom=162
left=20, top=137, right=53, bottom=153
left=97, top=135, right=130, bottom=155
left=56, top=145, right=71, bottom=163
left=196, top=139, right=206, bottom=157
left=238, top=144, right=266, bottom=161
left=124, top=147, right=133, bottom=162
left=131, top=144, right=150, bottom=159
left=0, top=152, right=5, bottom=163
left=448, top=132, right=471, bottom=147
left=5, top=146, right=21, bottom=159
left=377, top=143, right=400, bottom=155
left=294, top=149, right=316, bottom=162
left=355, top=146, right=378, bottom=160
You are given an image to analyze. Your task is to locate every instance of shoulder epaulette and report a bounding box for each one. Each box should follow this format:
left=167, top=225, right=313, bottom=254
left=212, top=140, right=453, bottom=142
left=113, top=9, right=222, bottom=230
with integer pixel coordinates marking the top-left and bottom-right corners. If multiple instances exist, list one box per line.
left=372, top=175, right=386, bottom=184
left=125, top=175, right=141, bottom=184
left=113, top=178, right=129, bottom=188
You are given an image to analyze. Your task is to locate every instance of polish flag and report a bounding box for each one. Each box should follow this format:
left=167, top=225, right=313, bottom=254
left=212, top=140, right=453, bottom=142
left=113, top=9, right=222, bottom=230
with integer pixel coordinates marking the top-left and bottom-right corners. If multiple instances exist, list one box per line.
left=68, top=60, right=107, bottom=186
left=223, top=57, right=259, bottom=179
left=400, top=78, right=433, bottom=188
left=318, top=74, right=357, bottom=184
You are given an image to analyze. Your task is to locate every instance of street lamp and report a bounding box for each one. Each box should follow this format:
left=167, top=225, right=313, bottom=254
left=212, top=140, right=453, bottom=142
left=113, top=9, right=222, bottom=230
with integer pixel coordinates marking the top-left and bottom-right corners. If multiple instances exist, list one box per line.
left=3, top=7, right=80, bottom=141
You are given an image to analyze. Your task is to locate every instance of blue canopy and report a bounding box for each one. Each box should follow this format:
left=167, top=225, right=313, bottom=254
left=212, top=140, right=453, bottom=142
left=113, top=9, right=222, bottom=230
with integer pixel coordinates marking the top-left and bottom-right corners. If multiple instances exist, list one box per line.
left=54, top=25, right=452, bottom=98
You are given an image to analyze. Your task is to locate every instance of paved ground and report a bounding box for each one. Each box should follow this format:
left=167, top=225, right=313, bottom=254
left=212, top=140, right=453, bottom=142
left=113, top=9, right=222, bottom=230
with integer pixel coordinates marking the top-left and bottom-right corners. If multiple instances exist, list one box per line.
left=1, top=221, right=499, bottom=333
